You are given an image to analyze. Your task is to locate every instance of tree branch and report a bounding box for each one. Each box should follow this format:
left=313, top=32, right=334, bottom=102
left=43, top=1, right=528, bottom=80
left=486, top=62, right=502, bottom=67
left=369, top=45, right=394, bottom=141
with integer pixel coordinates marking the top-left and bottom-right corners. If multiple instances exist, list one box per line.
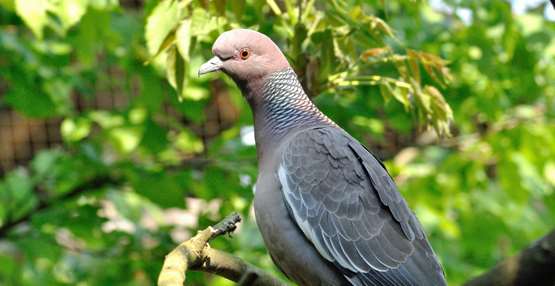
left=158, top=212, right=287, bottom=286
left=0, top=155, right=210, bottom=238
left=158, top=223, right=555, bottom=286
left=0, top=174, right=120, bottom=238
left=464, top=229, right=555, bottom=286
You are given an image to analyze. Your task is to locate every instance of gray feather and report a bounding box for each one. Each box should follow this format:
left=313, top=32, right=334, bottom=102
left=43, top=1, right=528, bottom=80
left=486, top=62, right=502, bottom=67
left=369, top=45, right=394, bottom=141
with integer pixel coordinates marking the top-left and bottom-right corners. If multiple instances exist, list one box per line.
left=279, top=126, right=446, bottom=286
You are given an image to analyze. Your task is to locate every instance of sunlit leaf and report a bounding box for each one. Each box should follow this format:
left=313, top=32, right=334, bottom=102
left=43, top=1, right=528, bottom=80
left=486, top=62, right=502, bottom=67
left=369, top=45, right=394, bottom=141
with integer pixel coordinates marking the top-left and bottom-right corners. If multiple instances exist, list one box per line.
left=14, top=0, right=48, bottom=38
left=266, top=0, right=282, bottom=15
left=176, top=19, right=192, bottom=62
left=545, top=162, right=555, bottom=186
left=151, top=31, right=175, bottom=60
left=51, top=0, right=88, bottom=32
left=145, top=0, right=181, bottom=56
left=424, top=85, right=452, bottom=136
left=109, top=126, right=143, bottom=153
left=175, top=129, right=203, bottom=153
left=166, top=45, right=187, bottom=100
left=189, top=7, right=225, bottom=37
left=61, top=117, right=92, bottom=142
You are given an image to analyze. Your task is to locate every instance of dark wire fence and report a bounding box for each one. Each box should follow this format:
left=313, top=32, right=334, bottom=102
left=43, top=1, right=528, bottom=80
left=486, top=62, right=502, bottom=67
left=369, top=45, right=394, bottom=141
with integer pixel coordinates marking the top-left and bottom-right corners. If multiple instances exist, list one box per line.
left=0, top=0, right=244, bottom=176
left=0, top=73, right=239, bottom=176
left=0, top=109, right=62, bottom=173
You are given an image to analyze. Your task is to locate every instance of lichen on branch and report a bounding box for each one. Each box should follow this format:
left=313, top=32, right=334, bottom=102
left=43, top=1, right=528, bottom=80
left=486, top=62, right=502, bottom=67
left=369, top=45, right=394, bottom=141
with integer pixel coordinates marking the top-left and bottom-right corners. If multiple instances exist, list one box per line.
left=157, top=212, right=286, bottom=286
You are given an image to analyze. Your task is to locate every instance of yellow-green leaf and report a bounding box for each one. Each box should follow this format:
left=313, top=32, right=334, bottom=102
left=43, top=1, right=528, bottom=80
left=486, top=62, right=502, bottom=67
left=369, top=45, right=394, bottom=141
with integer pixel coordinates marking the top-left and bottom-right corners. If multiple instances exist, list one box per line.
left=52, top=0, right=88, bottom=31
left=145, top=0, right=181, bottom=56
left=15, top=0, right=48, bottom=38
left=61, top=117, right=91, bottom=142
left=176, top=19, right=192, bottom=62
left=152, top=32, right=176, bottom=60
left=266, top=0, right=282, bottom=15
left=175, top=130, right=203, bottom=153
left=166, top=45, right=187, bottom=100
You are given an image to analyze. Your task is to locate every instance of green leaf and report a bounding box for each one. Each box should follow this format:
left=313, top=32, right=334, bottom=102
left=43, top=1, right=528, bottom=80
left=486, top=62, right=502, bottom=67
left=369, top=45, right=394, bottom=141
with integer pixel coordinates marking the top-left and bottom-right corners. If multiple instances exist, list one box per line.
left=88, top=111, right=124, bottom=128
left=145, top=0, right=181, bottom=56
left=369, top=16, right=394, bottom=37
left=151, top=30, right=176, bottom=60
left=424, top=85, right=453, bottom=136
left=189, top=7, right=224, bottom=37
left=319, top=29, right=333, bottom=84
left=378, top=78, right=411, bottom=110
left=391, top=83, right=411, bottom=111
left=50, top=0, right=88, bottom=32
left=61, top=117, right=92, bottom=142
left=140, top=119, right=169, bottom=153
left=131, top=172, right=187, bottom=208
left=545, top=162, right=555, bottom=186
left=0, top=169, right=38, bottom=221
left=379, top=80, right=394, bottom=102
left=230, top=0, right=246, bottom=20
left=31, top=150, right=63, bottom=180
left=175, top=129, right=203, bottom=153
left=176, top=19, right=192, bottom=62
left=15, top=0, right=88, bottom=38
left=14, top=0, right=48, bottom=38
left=266, top=0, right=282, bottom=15
left=109, top=126, right=143, bottom=154
left=4, top=83, right=58, bottom=118
left=43, top=79, right=72, bottom=115
left=290, top=23, right=307, bottom=67
left=182, top=85, right=209, bottom=101
left=166, top=45, right=187, bottom=100
left=0, top=0, right=15, bottom=11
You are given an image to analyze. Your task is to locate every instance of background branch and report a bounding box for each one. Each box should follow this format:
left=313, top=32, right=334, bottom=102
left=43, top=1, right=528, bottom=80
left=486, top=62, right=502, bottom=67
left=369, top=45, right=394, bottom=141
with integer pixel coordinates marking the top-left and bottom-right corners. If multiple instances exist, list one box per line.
left=158, top=212, right=286, bottom=286
left=464, top=229, right=555, bottom=286
left=0, top=155, right=210, bottom=239
left=0, top=174, right=120, bottom=238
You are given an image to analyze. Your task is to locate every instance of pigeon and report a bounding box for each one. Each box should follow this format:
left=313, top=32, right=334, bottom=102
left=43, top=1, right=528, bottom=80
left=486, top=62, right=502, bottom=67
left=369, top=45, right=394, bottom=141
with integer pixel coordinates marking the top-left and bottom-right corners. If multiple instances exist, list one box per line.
left=199, top=29, right=447, bottom=286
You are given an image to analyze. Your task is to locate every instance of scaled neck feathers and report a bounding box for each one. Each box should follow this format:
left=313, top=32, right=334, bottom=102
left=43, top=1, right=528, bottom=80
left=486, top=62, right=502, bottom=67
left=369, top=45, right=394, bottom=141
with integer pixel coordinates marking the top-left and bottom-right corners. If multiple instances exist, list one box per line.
left=246, top=68, right=334, bottom=160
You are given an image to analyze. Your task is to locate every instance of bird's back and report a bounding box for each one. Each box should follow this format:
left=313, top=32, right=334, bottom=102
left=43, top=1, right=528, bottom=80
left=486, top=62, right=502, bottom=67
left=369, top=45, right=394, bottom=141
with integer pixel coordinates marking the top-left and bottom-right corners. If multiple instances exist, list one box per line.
left=271, top=126, right=446, bottom=286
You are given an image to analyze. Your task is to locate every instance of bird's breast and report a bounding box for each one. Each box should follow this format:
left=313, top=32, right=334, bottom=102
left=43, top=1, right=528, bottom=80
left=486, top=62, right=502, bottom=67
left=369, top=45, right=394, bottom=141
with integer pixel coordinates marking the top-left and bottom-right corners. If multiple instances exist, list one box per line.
left=253, top=170, right=347, bottom=286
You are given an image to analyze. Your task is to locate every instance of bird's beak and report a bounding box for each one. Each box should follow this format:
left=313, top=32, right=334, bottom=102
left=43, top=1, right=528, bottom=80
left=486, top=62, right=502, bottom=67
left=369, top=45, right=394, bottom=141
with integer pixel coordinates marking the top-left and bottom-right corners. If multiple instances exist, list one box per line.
left=198, top=56, right=223, bottom=76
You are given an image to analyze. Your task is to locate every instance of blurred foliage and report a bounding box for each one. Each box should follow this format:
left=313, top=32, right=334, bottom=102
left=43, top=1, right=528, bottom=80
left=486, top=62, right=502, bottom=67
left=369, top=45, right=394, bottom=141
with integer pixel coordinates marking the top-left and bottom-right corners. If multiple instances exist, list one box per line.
left=148, top=0, right=453, bottom=135
left=0, top=0, right=554, bottom=285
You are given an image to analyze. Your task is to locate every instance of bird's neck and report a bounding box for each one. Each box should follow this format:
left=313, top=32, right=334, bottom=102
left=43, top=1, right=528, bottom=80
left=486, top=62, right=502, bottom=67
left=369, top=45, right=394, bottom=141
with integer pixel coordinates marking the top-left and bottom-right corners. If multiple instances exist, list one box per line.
left=242, top=68, right=334, bottom=161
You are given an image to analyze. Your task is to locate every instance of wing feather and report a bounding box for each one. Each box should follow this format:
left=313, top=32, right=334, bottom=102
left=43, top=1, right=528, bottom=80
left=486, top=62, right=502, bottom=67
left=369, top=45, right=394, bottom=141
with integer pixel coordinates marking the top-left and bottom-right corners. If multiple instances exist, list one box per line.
left=279, top=127, right=446, bottom=285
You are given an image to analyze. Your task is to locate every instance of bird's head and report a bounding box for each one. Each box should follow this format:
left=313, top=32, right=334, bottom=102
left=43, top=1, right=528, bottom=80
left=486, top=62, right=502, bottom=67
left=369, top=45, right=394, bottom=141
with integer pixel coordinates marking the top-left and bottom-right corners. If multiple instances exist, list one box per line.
left=198, top=29, right=290, bottom=84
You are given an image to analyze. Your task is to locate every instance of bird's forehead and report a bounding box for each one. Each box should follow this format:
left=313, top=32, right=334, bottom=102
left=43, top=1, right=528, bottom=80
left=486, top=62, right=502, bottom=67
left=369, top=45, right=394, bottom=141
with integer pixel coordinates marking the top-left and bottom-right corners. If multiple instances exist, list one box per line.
left=212, top=29, right=268, bottom=57
left=211, top=32, right=239, bottom=57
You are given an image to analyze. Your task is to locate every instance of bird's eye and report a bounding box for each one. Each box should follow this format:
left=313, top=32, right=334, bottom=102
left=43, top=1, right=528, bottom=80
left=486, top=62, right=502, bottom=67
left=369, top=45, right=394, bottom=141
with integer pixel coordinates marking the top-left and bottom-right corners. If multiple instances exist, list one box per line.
left=240, top=49, right=250, bottom=60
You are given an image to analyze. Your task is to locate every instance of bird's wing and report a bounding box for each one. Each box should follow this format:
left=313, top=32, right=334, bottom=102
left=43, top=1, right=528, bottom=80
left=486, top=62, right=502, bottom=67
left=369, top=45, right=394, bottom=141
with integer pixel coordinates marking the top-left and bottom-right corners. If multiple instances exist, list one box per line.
left=278, top=126, right=445, bottom=285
